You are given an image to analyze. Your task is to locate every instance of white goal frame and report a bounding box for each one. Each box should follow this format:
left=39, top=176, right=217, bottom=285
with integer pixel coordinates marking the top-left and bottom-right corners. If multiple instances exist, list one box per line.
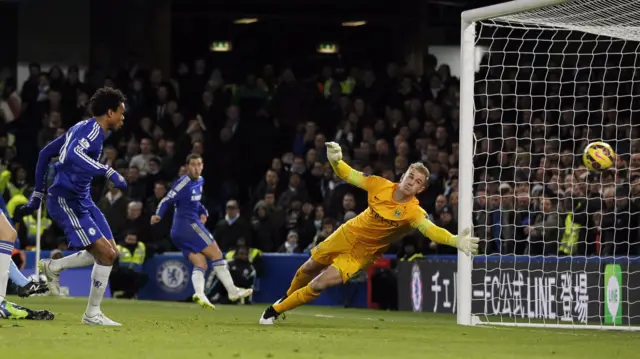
left=456, top=0, right=640, bottom=331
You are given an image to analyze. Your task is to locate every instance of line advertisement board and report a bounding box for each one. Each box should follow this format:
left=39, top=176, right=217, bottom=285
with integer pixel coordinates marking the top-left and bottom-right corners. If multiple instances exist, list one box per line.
left=398, top=257, right=640, bottom=325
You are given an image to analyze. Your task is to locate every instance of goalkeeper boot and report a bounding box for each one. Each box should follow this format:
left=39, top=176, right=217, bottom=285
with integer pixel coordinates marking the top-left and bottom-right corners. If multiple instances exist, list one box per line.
left=0, top=300, right=29, bottom=319
left=273, top=294, right=288, bottom=320
left=17, top=280, right=49, bottom=298
left=38, top=259, right=61, bottom=296
left=259, top=305, right=281, bottom=325
left=228, top=287, right=253, bottom=302
left=192, top=294, right=216, bottom=310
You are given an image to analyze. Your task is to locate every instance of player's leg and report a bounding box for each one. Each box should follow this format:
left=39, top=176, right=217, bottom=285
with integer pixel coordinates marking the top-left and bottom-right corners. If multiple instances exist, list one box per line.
left=187, top=251, right=215, bottom=309
left=280, top=227, right=350, bottom=300
left=44, top=200, right=111, bottom=273
left=45, top=197, right=119, bottom=325
left=9, top=259, right=29, bottom=287
left=39, top=197, right=94, bottom=295
left=83, top=236, right=119, bottom=325
left=0, top=211, right=18, bottom=305
left=260, top=265, right=346, bottom=325
left=280, top=258, right=328, bottom=301
left=83, top=203, right=119, bottom=323
left=41, top=250, right=94, bottom=275
left=260, top=228, right=353, bottom=324
left=86, top=201, right=119, bottom=255
left=190, top=222, right=253, bottom=301
left=201, top=240, right=253, bottom=301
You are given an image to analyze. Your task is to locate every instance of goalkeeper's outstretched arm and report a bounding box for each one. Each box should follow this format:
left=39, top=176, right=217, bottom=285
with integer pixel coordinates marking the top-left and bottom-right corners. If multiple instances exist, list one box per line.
left=410, top=215, right=479, bottom=256
left=326, top=142, right=377, bottom=191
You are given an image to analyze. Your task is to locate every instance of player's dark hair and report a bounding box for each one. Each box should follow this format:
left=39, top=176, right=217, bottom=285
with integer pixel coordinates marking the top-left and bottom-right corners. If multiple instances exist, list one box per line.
left=186, top=153, right=202, bottom=164
left=89, top=87, right=126, bottom=117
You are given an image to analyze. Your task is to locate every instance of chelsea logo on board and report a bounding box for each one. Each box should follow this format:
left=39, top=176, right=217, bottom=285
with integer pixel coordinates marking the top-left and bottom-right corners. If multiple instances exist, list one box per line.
left=157, top=260, right=190, bottom=293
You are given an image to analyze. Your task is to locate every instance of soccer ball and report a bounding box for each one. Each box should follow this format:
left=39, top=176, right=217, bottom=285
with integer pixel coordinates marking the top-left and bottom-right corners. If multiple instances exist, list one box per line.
left=583, top=141, right=615, bottom=171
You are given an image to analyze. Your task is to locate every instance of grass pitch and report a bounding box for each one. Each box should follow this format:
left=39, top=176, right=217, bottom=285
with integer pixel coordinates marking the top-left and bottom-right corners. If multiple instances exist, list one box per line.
left=0, top=296, right=636, bottom=359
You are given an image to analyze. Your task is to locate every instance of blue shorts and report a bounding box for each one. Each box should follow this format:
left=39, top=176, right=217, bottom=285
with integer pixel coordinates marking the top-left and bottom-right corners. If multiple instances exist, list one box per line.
left=47, top=195, right=114, bottom=249
left=170, top=221, right=215, bottom=258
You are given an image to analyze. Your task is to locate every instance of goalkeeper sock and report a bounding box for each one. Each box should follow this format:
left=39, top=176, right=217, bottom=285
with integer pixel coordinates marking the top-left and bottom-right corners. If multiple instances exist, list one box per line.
left=286, top=267, right=316, bottom=297
left=50, top=250, right=94, bottom=272
left=273, top=284, right=320, bottom=313
left=9, top=260, right=29, bottom=287
left=0, top=240, right=14, bottom=302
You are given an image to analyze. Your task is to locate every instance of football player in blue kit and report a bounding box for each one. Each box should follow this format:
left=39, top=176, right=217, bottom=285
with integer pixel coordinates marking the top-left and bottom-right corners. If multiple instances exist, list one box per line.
left=151, top=154, right=252, bottom=309
left=22, top=87, right=128, bottom=325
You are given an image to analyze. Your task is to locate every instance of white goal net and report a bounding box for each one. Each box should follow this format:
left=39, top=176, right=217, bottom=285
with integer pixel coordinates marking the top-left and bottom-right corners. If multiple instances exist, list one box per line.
left=458, top=0, right=640, bottom=331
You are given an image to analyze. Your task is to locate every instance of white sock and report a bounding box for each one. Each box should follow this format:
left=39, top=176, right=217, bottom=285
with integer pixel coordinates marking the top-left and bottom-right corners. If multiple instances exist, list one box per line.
left=85, top=263, right=112, bottom=316
left=213, top=261, right=237, bottom=295
left=0, top=240, right=14, bottom=302
left=192, top=268, right=206, bottom=297
left=50, top=250, right=94, bottom=272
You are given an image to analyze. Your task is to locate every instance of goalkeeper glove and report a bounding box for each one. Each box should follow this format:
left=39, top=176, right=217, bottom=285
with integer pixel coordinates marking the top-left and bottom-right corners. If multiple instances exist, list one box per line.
left=326, top=141, right=343, bottom=163
left=455, top=228, right=480, bottom=256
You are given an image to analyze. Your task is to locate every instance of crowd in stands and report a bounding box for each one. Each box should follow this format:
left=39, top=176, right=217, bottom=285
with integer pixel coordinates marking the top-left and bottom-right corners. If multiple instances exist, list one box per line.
left=0, top=57, right=463, bottom=260
left=0, top=48, right=637, bottom=263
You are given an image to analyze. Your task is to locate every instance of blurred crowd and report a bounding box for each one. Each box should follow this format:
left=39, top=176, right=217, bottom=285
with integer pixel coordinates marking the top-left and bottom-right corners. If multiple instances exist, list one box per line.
left=0, top=56, right=461, bottom=260
left=1, top=46, right=637, bottom=264
left=473, top=44, right=640, bottom=257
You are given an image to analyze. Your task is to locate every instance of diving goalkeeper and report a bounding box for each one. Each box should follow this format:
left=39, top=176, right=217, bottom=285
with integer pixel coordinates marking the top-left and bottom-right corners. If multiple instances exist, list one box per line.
left=259, top=142, right=479, bottom=324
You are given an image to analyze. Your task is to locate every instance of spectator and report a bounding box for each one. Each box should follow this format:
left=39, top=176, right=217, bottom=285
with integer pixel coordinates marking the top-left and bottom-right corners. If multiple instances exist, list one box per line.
left=213, top=200, right=252, bottom=251
left=110, top=229, right=149, bottom=299
left=430, top=206, right=457, bottom=254
left=278, top=172, right=308, bottom=208
left=527, top=197, right=561, bottom=255
left=278, top=230, right=302, bottom=253
left=130, top=138, right=155, bottom=176
left=307, top=217, right=336, bottom=250
left=126, top=166, right=147, bottom=201
left=98, top=183, right=130, bottom=240
left=250, top=200, right=277, bottom=252
left=123, top=201, right=149, bottom=243
left=145, top=181, right=172, bottom=252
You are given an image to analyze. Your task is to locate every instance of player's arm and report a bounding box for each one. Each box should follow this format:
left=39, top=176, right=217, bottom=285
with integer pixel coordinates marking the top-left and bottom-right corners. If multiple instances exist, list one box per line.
left=197, top=202, right=209, bottom=217
left=62, top=135, right=114, bottom=178
left=410, top=214, right=479, bottom=256
left=33, top=135, right=65, bottom=193
left=326, top=142, right=377, bottom=191
left=155, top=177, right=189, bottom=218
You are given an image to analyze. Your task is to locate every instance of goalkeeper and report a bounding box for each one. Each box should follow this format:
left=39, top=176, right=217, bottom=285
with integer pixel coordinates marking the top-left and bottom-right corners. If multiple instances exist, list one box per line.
left=259, top=142, right=479, bottom=324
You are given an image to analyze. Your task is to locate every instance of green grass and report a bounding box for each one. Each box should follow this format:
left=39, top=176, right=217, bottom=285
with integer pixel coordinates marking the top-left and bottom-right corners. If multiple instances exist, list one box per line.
left=0, top=296, right=637, bottom=359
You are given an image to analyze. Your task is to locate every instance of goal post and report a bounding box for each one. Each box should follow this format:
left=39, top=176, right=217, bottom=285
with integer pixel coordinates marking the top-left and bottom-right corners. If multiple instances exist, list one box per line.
left=457, top=0, right=640, bottom=331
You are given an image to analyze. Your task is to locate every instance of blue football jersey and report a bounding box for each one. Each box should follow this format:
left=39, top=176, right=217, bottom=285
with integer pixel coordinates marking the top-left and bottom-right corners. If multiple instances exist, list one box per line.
left=156, top=175, right=208, bottom=223
left=41, top=118, right=114, bottom=199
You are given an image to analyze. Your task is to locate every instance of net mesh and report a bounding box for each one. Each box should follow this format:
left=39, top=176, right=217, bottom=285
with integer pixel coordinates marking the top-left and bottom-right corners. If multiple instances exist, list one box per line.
left=470, top=0, right=640, bottom=329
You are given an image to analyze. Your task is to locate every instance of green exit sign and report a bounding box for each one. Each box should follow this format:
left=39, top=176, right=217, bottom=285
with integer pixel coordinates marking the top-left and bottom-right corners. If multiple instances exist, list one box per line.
left=210, top=41, right=232, bottom=52
left=317, top=43, right=338, bottom=54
